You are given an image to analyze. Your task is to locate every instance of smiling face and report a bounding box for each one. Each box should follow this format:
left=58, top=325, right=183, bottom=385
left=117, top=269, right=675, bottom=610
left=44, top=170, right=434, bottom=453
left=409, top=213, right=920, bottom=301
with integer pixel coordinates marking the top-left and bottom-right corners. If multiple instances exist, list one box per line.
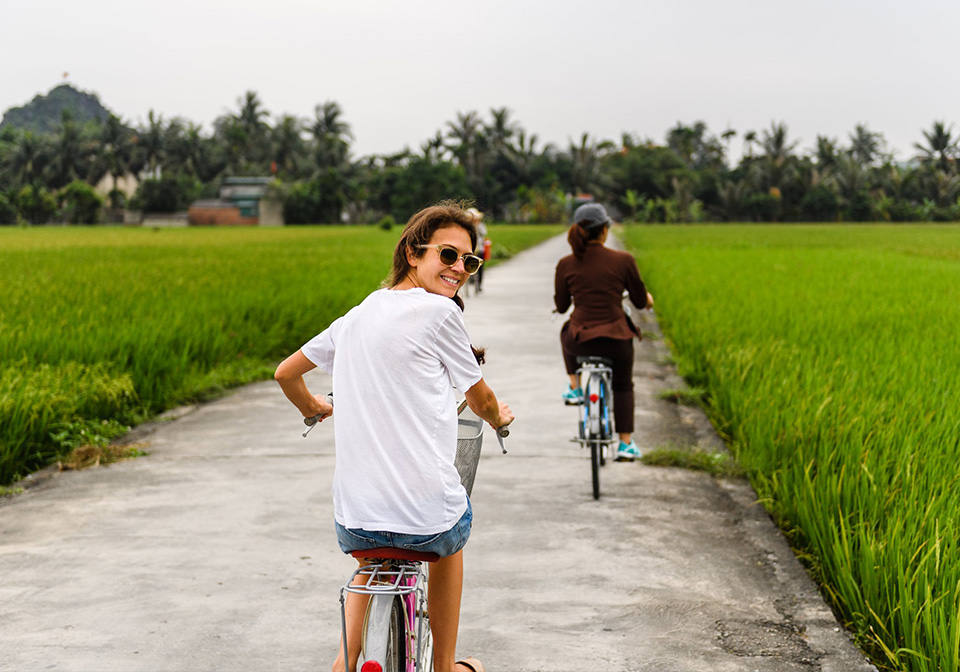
left=402, top=225, right=473, bottom=298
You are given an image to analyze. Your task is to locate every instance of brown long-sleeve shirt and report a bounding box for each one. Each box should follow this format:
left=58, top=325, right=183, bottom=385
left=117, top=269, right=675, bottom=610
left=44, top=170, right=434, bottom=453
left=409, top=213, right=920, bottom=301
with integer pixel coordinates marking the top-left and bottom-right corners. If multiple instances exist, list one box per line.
left=554, top=243, right=648, bottom=342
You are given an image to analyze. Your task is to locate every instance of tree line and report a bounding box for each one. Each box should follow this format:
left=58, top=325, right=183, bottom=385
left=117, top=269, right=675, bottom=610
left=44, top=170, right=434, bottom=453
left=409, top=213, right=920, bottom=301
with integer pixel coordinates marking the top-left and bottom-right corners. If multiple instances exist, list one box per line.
left=2, top=89, right=960, bottom=225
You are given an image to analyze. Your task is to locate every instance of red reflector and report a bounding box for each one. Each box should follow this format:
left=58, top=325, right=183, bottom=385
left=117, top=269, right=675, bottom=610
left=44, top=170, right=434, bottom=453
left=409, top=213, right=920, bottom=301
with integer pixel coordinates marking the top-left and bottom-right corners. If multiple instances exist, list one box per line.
left=589, top=394, right=599, bottom=403
left=361, top=663, right=383, bottom=672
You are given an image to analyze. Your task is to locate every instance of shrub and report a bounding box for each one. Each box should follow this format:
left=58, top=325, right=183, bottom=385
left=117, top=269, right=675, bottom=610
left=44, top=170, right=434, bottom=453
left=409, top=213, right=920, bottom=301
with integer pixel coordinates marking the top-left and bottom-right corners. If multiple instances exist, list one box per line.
left=884, top=201, right=920, bottom=222
left=376, top=214, right=396, bottom=230
left=16, top=185, right=57, bottom=224
left=133, top=175, right=202, bottom=213
left=60, top=180, right=104, bottom=224
left=0, top=193, right=17, bottom=225
left=283, top=181, right=323, bottom=225
left=742, top=193, right=781, bottom=222
left=800, top=185, right=839, bottom=222
left=843, top=190, right=875, bottom=222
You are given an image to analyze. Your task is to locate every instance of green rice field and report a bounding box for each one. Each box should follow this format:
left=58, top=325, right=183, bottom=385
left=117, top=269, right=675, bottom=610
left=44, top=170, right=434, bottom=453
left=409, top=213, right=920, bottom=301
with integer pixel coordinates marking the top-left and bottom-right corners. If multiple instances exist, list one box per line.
left=624, top=224, right=960, bottom=671
left=0, top=224, right=562, bottom=486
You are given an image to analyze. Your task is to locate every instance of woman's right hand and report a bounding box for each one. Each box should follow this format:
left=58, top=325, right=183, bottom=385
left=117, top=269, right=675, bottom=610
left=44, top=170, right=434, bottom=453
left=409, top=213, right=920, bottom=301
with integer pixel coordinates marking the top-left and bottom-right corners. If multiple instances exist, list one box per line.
left=495, top=401, right=514, bottom=430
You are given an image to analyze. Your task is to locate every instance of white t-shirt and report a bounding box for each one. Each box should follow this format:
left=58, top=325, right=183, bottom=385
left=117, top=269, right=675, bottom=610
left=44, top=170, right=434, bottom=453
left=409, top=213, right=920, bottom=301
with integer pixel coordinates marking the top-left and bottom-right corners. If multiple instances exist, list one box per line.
left=301, top=288, right=482, bottom=534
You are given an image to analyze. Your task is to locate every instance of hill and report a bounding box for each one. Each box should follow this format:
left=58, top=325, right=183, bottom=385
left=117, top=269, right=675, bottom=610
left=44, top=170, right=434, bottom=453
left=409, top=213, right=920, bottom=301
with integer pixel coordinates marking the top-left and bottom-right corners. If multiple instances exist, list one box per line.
left=0, top=84, right=114, bottom=135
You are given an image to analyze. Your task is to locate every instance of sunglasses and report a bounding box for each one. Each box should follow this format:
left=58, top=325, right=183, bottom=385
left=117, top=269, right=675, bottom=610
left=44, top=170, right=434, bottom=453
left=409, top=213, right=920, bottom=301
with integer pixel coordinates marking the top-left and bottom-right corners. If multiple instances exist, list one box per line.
left=417, top=244, right=484, bottom=275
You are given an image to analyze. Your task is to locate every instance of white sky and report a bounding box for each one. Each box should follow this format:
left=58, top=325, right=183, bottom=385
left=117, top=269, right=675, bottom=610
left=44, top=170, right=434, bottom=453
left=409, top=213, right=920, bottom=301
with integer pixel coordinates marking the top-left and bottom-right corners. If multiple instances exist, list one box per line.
left=3, top=0, right=958, bottom=163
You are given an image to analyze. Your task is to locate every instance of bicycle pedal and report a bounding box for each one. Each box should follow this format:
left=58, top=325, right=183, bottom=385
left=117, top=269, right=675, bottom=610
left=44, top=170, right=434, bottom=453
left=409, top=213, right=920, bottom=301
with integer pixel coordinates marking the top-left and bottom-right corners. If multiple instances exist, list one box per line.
left=563, top=398, right=584, bottom=406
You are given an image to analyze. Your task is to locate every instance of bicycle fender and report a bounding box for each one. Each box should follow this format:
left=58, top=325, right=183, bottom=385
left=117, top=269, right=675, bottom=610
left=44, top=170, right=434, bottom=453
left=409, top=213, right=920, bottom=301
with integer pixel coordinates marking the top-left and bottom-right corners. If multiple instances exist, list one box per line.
left=362, top=594, right=395, bottom=665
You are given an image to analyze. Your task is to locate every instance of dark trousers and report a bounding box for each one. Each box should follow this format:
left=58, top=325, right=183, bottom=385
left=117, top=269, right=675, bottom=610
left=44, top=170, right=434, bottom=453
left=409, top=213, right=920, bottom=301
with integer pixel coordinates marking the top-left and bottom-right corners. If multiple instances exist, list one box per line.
left=560, top=326, right=635, bottom=434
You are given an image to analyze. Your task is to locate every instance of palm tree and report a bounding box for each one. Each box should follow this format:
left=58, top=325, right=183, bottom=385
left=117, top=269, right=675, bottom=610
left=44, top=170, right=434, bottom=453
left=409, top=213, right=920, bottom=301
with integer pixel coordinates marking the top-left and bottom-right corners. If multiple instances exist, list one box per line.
left=311, top=101, right=353, bottom=171
left=759, top=122, right=798, bottom=165
left=420, top=131, right=446, bottom=162
left=48, top=110, right=91, bottom=188
left=271, top=114, right=307, bottom=177
left=742, top=130, right=757, bottom=160
left=5, top=131, right=50, bottom=187
left=754, top=122, right=799, bottom=192
left=568, top=133, right=614, bottom=195
left=446, top=110, right=484, bottom=182
left=914, top=121, right=958, bottom=173
left=486, top=107, right=517, bottom=154
left=237, top=91, right=270, bottom=143
left=93, top=115, right=137, bottom=206
left=848, top=123, right=883, bottom=168
left=815, top=135, right=840, bottom=169
left=138, top=110, right=166, bottom=179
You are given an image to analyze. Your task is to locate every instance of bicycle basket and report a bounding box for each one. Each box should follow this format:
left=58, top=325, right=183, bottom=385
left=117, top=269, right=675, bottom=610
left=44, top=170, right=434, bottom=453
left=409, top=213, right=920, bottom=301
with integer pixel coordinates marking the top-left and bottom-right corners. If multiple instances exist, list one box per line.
left=455, top=405, right=485, bottom=497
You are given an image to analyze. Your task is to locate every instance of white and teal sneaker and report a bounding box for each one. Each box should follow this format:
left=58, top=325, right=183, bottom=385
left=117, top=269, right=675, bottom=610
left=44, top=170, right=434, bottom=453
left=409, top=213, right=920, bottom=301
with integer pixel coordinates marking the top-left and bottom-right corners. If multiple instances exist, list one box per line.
left=616, top=440, right=641, bottom=461
left=561, top=386, right=584, bottom=405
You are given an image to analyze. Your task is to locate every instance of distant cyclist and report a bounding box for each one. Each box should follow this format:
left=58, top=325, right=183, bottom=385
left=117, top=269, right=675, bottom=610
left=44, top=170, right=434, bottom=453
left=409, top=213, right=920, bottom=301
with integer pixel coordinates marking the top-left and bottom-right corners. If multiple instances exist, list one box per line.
left=554, top=203, right=653, bottom=461
left=275, top=201, right=512, bottom=672
left=466, top=207, right=489, bottom=292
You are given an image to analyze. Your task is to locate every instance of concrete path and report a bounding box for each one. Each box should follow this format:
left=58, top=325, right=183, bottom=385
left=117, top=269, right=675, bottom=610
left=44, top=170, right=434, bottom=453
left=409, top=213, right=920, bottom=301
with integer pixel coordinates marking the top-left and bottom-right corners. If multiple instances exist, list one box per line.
left=0, top=234, right=876, bottom=672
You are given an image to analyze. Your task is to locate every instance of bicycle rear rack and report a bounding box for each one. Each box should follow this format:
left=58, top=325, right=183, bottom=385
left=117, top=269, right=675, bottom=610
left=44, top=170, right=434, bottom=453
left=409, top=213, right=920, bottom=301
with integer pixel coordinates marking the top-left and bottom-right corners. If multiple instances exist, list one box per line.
left=344, top=561, right=425, bottom=596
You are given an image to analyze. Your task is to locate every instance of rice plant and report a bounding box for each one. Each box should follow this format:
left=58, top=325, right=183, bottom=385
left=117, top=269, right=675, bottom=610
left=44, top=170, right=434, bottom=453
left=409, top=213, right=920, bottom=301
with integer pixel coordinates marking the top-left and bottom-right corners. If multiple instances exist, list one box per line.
left=623, top=224, right=960, bottom=671
left=0, top=224, right=561, bottom=485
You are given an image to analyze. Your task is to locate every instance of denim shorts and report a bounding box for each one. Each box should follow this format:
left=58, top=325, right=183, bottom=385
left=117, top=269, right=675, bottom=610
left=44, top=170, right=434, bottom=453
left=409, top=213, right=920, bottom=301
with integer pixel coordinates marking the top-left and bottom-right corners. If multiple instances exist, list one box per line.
left=335, top=499, right=472, bottom=558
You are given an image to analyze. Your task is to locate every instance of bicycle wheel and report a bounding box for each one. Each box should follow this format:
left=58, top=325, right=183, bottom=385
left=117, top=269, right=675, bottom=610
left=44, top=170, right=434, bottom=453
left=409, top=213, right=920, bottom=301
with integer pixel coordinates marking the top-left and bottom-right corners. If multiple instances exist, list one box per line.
left=418, top=606, right=434, bottom=672
left=590, top=433, right=601, bottom=499
left=362, top=594, right=406, bottom=672
left=385, top=596, right=406, bottom=672
left=584, top=372, right=602, bottom=499
left=598, top=375, right=613, bottom=466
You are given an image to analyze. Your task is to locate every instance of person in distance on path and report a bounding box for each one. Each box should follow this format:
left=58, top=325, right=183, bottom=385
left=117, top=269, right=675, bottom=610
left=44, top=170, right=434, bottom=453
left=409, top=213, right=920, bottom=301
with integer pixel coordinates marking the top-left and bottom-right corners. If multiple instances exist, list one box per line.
left=554, top=202, right=653, bottom=461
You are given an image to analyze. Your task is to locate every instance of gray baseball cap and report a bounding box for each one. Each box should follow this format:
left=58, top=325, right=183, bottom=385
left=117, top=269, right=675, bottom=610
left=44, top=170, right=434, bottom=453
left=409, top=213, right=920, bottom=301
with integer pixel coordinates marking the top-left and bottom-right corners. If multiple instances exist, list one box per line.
left=573, top=203, right=612, bottom=229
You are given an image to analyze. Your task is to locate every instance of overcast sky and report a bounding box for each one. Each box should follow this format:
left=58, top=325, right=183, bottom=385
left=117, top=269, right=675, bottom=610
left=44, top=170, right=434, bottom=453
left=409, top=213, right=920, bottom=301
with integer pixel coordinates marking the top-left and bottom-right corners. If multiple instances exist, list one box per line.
left=3, top=0, right=958, bottom=163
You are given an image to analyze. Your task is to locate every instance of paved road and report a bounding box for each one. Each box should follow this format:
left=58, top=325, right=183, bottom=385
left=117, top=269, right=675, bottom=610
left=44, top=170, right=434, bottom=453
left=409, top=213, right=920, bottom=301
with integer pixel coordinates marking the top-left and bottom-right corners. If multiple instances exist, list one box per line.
left=1, top=233, right=876, bottom=672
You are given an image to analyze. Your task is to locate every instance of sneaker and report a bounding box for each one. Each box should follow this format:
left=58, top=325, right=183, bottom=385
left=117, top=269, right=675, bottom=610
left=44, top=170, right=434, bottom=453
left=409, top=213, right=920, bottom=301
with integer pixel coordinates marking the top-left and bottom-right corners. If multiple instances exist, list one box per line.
left=561, top=386, right=584, bottom=405
left=616, top=441, right=641, bottom=461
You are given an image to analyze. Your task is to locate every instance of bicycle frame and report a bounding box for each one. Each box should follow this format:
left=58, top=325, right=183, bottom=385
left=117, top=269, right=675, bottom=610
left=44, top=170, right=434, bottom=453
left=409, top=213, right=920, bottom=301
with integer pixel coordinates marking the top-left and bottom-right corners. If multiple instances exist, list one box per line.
left=342, top=558, right=432, bottom=672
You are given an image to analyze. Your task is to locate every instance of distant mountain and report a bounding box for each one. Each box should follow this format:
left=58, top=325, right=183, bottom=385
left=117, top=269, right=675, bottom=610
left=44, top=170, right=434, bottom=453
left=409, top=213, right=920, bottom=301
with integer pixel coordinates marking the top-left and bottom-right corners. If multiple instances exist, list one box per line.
left=0, top=84, right=114, bottom=135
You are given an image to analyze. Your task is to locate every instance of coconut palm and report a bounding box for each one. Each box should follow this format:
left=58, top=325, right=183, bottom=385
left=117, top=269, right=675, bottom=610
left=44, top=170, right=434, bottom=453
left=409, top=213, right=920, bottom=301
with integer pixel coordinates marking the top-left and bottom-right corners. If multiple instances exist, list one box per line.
left=848, top=123, right=884, bottom=167
left=568, top=132, right=614, bottom=195
left=237, top=91, right=270, bottom=142
left=91, top=115, right=137, bottom=207
left=138, top=110, right=166, bottom=179
left=271, top=114, right=307, bottom=177
left=815, top=135, right=840, bottom=169
left=48, top=110, right=91, bottom=188
left=914, top=121, right=958, bottom=173
left=486, top=107, right=517, bottom=154
left=4, top=131, right=49, bottom=187
left=742, top=130, right=757, bottom=160
left=446, top=110, right=485, bottom=183
left=311, top=101, right=353, bottom=171
left=421, top=131, right=446, bottom=162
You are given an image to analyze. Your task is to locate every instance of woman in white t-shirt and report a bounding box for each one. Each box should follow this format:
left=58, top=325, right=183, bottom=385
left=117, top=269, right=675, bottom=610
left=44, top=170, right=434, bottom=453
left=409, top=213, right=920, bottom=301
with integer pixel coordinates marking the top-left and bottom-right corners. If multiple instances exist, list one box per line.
left=275, top=202, right=513, bottom=672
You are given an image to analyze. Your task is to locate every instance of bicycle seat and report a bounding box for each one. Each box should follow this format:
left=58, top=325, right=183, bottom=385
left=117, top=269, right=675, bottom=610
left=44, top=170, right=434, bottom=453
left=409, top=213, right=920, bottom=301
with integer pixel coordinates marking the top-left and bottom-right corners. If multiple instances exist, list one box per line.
left=577, top=356, right=614, bottom=367
left=351, top=548, right=441, bottom=563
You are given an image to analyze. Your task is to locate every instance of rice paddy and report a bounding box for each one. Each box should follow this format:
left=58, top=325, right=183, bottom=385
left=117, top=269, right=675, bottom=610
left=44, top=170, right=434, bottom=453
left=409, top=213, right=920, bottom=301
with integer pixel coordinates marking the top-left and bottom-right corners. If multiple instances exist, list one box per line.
left=0, top=223, right=562, bottom=486
left=623, top=224, right=960, bottom=671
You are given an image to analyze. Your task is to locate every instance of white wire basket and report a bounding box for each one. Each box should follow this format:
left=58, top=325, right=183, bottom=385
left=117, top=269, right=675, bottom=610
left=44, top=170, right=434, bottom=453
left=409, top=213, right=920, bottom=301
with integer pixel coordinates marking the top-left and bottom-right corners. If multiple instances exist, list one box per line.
left=455, top=406, right=484, bottom=496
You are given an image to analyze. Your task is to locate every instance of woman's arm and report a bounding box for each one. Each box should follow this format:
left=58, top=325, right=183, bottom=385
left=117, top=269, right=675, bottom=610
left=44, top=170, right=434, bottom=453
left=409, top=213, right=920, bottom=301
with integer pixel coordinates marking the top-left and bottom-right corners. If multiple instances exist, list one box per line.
left=274, top=350, right=333, bottom=419
left=554, top=263, right=572, bottom=313
left=624, top=258, right=651, bottom=309
left=464, top=378, right=514, bottom=430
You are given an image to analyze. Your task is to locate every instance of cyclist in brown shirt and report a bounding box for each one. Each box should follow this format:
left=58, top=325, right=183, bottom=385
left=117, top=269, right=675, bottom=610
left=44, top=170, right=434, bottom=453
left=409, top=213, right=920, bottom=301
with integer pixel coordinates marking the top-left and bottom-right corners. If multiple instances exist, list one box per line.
left=554, top=203, right=653, bottom=460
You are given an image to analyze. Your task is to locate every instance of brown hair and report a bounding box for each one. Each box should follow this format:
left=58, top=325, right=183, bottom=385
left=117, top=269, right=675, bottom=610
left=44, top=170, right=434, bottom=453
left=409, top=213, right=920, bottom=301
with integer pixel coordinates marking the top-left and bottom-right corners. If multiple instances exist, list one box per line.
left=567, top=221, right=607, bottom=260
left=387, top=200, right=485, bottom=363
left=387, top=200, right=479, bottom=290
